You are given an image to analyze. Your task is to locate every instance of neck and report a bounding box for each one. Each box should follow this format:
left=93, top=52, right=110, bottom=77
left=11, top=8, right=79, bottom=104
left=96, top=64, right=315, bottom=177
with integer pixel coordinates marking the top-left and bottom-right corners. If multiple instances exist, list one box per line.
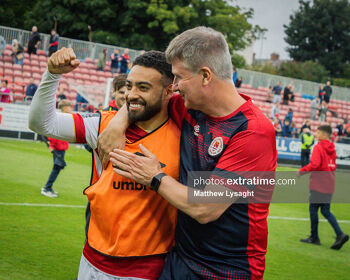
left=201, top=80, right=246, bottom=118
left=136, top=109, right=168, bottom=131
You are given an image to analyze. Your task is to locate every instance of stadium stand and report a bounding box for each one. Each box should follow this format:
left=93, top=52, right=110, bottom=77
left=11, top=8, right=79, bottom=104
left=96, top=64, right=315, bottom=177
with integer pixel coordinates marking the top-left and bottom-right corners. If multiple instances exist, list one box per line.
left=1, top=40, right=349, bottom=138
left=0, top=44, right=112, bottom=105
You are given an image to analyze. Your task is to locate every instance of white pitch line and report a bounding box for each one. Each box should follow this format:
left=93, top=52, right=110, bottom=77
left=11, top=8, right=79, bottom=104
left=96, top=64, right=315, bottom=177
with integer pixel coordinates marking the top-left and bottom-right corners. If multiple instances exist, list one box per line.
left=0, top=202, right=85, bottom=208
left=0, top=202, right=349, bottom=224
left=268, top=215, right=350, bottom=224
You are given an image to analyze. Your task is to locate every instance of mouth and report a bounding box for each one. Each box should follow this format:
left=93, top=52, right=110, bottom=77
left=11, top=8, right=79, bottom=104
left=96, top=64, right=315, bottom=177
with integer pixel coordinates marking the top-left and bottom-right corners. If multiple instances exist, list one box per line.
left=127, top=101, right=145, bottom=111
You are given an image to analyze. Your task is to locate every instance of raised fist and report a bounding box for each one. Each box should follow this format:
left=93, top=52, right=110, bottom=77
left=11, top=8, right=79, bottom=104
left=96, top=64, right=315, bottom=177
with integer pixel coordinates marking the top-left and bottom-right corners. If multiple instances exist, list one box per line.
left=48, top=47, right=80, bottom=74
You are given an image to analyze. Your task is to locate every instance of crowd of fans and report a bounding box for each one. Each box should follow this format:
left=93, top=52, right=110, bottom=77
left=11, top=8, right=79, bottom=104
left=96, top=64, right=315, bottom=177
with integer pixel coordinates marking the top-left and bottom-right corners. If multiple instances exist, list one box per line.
left=1, top=26, right=350, bottom=145
left=267, top=79, right=350, bottom=143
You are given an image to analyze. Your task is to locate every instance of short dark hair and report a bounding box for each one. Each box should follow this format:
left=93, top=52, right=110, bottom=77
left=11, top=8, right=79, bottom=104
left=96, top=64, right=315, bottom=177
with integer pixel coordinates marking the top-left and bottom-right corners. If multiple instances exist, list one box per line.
left=317, top=125, right=332, bottom=136
left=112, top=74, right=127, bottom=92
left=133, top=50, right=173, bottom=86
left=2, top=80, right=8, bottom=85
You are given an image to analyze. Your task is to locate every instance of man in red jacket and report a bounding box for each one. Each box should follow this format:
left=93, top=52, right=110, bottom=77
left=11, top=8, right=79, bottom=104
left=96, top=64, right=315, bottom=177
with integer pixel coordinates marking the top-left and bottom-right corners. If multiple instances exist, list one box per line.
left=41, top=100, right=73, bottom=198
left=298, top=125, right=349, bottom=250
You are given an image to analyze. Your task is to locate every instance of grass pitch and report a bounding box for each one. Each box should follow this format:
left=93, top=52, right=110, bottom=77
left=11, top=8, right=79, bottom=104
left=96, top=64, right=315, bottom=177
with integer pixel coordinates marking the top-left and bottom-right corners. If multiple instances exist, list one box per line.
left=0, top=139, right=349, bottom=279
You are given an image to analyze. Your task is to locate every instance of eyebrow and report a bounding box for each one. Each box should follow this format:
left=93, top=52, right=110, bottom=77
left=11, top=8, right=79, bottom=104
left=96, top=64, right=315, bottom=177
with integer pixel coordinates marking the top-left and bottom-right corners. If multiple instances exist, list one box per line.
left=126, top=80, right=153, bottom=88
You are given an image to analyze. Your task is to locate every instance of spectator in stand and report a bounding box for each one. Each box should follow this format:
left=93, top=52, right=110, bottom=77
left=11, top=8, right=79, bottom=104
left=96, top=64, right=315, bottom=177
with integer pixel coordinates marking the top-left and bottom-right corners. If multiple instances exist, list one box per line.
left=310, top=97, right=319, bottom=120
left=273, top=117, right=282, bottom=136
left=232, top=67, right=237, bottom=84
left=48, top=29, right=59, bottom=57
left=291, top=122, right=298, bottom=138
left=282, top=84, right=293, bottom=105
left=0, top=35, right=6, bottom=56
left=25, top=77, right=38, bottom=100
left=266, top=86, right=273, bottom=103
left=282, top=119, right=292, bottom=138
left=41, top=100, right=73, bottom=198
left=103, top=73, right=127, bottom=111
left=336, top=119, right=344, bottom=137
left=235, top=77, right=242, bottom=88
left=11, top=39, right=24, bottom=65
left=110, top=49, right=120, bottom=74
left=27, top=26, right=41, bottom=55
left=318, top=84, right=325, bottom=103
left=300, top=127, right=314, bottom=167
left=270, top=102, right=280, bottom=119
left=97, top=48, right=107, bottom=71
left=318, top=100, right=328, bottom=122
left=285, top=108, right=294, bottom=123
left=0, top=80, right=11, bottom=103
left=323, top=81, right=332, bottom=104
left=119, top=48, right=130, bottom=74
left=57, top=87, right=67, bottom=107
left=272, top=81, right=282, bottom=104
left=299, top=125, right=349, bottom=250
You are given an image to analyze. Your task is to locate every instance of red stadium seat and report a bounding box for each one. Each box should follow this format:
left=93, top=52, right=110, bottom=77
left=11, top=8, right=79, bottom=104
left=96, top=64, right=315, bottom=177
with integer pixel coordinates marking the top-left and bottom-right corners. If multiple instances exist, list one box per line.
left=13, top=64, right=22, bottom=71
left=31, top=66, right=41, bottom=74
left=5, top=44, right=12, bottom=50
left=85, top=58, right=94, bottom=64
left=37, top=50, right=46, bottom=56
left=30, top=60, right=40, bottom=67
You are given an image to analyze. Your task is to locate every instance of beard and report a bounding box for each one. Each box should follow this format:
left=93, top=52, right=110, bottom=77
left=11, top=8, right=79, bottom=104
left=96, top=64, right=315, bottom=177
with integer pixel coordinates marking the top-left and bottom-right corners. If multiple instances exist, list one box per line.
left=127, top=94, right=163, bottom=123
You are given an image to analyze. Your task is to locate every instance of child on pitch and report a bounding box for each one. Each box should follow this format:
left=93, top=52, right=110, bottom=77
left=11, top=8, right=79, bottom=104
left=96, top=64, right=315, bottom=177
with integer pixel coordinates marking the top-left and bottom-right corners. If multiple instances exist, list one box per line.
left=298, top=125, right=349, bottom=250
left=41, top=100, right=73, bottom=198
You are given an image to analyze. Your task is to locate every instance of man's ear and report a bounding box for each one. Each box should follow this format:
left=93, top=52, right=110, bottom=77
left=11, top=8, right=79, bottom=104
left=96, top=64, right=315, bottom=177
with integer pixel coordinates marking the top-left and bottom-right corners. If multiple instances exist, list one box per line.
left=164, top=83, right=174, bottom=97
left=199, top=67, right=212, bottom=86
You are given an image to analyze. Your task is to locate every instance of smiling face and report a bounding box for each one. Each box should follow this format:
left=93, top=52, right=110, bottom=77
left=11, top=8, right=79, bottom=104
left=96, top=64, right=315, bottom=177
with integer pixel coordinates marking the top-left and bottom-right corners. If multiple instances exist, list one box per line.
left=171, top=59, right=203, bottom=110
left=125, top=65, right=166, bottom=122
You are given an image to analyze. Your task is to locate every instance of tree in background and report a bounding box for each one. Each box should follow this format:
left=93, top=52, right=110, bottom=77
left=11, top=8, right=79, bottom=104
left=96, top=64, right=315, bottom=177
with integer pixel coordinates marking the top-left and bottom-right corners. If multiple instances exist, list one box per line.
left=284, top=0, right=350, bottom=77
left=0, top=0, right=263, bottom=53
left=279, top=61, right=329, bottom=83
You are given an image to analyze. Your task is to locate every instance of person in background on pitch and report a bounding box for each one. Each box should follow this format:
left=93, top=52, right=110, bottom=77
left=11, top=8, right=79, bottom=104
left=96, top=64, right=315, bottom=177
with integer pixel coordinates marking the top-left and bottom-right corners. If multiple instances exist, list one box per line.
left=298, top=125, right=349, bottom=250
left=41, top=99, right=73, bottom=198
left=103, top=73, right=127, bottom=111
left=300, top=127, right=314, bottom=167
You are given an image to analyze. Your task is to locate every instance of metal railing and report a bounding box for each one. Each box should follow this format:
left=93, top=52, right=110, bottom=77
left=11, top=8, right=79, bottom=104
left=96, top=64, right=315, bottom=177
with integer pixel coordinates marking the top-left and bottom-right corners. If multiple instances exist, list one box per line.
left=237, top=68, right=350, bottom=101
left=0, top=25, right=141, bottom=61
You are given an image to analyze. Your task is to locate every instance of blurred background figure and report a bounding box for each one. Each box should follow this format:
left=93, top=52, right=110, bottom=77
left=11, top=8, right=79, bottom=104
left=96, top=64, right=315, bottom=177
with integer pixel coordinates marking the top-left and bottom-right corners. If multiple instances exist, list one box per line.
left=27, top=26, right=41, bottom=55
left=110, top=49, right=120, bottom=74
left=97, top=48, right=107, bottom=71
left=48, top=29, right=59, bottom=57
left=300, top=127, right=314, bottom=167
left=11, top=39, right=24, bottom=65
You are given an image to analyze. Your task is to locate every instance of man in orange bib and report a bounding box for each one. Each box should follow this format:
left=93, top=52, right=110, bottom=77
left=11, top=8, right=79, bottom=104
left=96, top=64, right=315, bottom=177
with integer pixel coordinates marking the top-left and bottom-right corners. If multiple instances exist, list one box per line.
left=29, top=48, right=180, bottom=279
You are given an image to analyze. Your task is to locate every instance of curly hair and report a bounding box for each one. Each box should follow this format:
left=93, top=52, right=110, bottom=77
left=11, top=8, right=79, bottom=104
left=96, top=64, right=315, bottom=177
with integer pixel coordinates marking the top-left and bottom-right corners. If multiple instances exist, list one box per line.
left=133, top=50, right=174, bottom=86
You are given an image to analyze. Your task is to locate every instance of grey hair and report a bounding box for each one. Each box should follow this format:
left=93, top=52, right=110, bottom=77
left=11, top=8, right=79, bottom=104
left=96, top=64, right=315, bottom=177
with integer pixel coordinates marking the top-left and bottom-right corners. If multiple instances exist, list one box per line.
left=165, top=26, right=233, bottom=80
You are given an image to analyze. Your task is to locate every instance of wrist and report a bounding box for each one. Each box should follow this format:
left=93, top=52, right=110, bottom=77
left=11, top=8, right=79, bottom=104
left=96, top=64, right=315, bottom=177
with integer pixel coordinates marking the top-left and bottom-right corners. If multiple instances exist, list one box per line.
left=150, top=172, right=167, bottom=192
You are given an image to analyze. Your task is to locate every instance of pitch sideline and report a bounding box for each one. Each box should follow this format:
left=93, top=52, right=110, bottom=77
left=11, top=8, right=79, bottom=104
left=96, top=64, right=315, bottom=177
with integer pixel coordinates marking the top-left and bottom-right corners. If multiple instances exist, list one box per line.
left=0, top=202, right=349, bottom=224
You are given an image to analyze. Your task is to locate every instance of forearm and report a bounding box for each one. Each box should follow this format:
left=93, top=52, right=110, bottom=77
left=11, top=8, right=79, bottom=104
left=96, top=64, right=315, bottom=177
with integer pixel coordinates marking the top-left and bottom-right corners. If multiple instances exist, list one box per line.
left=158, top=175, right=229, bottom=224
left=29, top=70, right=76, bottom=142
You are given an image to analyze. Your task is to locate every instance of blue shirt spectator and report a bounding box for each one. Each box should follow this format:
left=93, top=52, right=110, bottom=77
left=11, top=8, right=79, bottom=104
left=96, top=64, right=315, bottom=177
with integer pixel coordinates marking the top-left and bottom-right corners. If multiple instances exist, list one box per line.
left=284, top=108, right=293, bottom=123
left=25, top=78, right=38, bottom=98
left=232, top=68, right=237, bottom=84
left=282, top=119, right=292, bottom=138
